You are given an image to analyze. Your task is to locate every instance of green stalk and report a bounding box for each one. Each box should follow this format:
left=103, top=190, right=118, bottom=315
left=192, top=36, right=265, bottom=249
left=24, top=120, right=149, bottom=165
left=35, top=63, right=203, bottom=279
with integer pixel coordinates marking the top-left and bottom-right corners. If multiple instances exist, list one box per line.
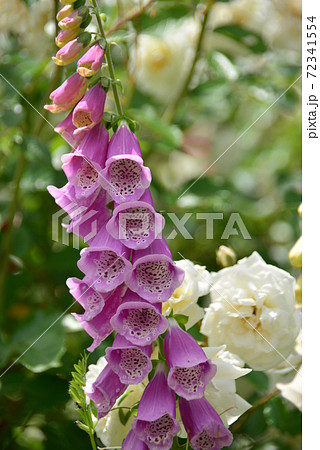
left=91, top=0, right=124, bottom=117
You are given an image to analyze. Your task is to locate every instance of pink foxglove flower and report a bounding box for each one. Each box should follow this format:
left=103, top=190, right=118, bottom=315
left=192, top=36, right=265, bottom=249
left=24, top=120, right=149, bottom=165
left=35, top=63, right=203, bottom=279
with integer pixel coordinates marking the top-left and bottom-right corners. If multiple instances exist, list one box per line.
left=61, top=124, right=109, bottom=199
left=106, top=189, right=165, bottom=250
left=67, top=276, right=107, bottom=321
left=164, top=318, right=217, bottom=400
left=47, top=182, right=99, bottom=214
left=54, top=109, right=88, bottom=148
left=110, top=289, right=168, bottom=346
left=44, top=73, right=88, bottom=114
left=52, top=33, right=91, bottom=66
left=99, top=123, right=152, bottom=203
left=72, top=83, right=106, bottom=135
left=122, top=430, right=148, bottom=450
left=65, top=189, right=112, bottom=245
left=85, top=364, right=126, bottom=418
left=125, top=237, right=185, bottom=302
left=77, top=226, right=132, bottom=293
left=179, top=397, right=233, bottom=450
left=72, top=284, right=125, bottom=352
left=58, top=7, right=88, bottom=30
left=132, top=363, right=180, bottom=450
left=105, top=334, right=152, bottom=384
left=77, top=43, right=104, bottom=77
left=55, top=28, right=79, bottom=48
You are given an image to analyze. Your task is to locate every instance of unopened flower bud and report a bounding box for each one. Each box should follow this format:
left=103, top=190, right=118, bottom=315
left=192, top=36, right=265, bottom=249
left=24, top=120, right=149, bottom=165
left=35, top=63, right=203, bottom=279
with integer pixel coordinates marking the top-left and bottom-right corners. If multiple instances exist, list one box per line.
left=52, top=33, right=91, bottom=66
left=216, top=245, right=237, bottom=267
left=56, top=4, right=73, bottom=21
left=44, top=72, right=88, bottom=114
left=77, top=43, right=104, bottom=77
left=55, top=28, right=79, bottom=48
left=58, top=6, right=88, bottom=30
left=60, top=0, right=77, bottom=5
left=289, top=236, right=302, bottom=268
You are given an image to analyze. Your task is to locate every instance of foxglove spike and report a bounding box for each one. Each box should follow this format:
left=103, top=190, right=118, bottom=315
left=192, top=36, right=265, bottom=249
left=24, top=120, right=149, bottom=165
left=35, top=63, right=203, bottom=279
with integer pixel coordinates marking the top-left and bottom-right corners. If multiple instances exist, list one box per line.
left=72, top=83, right=106, bottom=135
left=179, top=397, right=233, bottom=450
left=54, top=109, right=88, bottom=148
left=99, top=124, right=151, bottom=203
left=73, top=284, right=126, bottom=352
left=125, top=237, right=185, bottom=302
left=44, top=73, right=88, bottom=114
left=122, top=430, right=148, bottom=450
left=77, top=43, right=104, bottom=78
left=65, top=188, right=112, bottom=245
left=77, top=226, right=132, bottom=293
left=105, top=334, right=152, bottom=384
left=132, top=363, right=180, bottom=450
left=106, top=190, right=165, bottom=250
left=85, top=364, right=126, bottom=418
left=164, top=318, right=217, bottom=400
left=61, top=124, right=109, bottom=199
left=110, top=289, right=168, bottom=346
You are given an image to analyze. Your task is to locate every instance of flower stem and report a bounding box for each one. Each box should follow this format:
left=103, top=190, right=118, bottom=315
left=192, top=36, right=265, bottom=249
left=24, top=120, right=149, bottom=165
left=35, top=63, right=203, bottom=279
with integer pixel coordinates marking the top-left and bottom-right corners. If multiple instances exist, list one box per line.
left=162, top=1, right=213, bottom=123
left=91, top=0, right=124, bottom=116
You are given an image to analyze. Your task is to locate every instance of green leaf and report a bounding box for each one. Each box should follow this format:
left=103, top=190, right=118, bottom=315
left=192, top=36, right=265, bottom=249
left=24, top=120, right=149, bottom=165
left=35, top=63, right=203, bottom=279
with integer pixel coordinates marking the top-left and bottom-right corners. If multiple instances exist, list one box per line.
left=246, top=371, right=269, bottom=391
left=214, top=25, right=268, bottom=54
left=118, top=407, right=132, bottom=426
left=172, top=314, right=189, bottom=326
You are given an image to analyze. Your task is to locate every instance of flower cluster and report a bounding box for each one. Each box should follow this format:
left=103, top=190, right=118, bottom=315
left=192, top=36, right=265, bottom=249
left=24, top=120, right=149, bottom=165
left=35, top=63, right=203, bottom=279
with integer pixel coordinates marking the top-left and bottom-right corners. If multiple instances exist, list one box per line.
left=45, top=2, right=234, bottom=448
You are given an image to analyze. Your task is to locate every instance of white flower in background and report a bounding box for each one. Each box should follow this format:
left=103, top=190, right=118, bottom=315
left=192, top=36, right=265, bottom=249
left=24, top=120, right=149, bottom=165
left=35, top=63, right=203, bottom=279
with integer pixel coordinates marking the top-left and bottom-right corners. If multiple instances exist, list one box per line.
left=201, top=252, right=301, bottom=370
left=276, top=366, right=302, bottom=411
left=162, top=259, right=213, bottom=329
left=131, top=17, right=200, bottom=101
left=204, top=346, right=252, bottom=427
left=85, top=357, right=146, bottom=447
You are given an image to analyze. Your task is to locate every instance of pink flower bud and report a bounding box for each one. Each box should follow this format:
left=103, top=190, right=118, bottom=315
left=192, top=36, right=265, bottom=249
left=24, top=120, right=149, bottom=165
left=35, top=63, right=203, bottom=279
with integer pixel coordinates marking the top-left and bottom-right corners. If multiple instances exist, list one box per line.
left=55, top=28, right=79, bottom=48
left=56, top=4, right=73, bottom=21
left=52, top=33, right=91, bottom=66
left=72, top=82, right=106, bottom=134
left=44, top=73, right=88, bottom=114
left=77, top=43, right=104, bottom=77
left=58, top=6, right=88, bottom=30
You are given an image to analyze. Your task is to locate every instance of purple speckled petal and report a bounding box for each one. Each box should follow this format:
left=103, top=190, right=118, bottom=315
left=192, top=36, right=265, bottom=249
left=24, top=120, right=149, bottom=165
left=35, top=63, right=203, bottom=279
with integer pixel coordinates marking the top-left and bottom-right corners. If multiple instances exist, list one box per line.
left=179, top=397, right=233, bottom=450
left=164, top=318, right=216, bottom=400
left=99, top=124, right=151, bottom=203
left=125, top=237, right=185, bottom=303
left=77, top=226, right=132, bottom=293
left=110, top=289, right=168, bottom=346
left=122, top=430, right=148, bottom=450
left=73, top=284, right=126, bottom=352
left=65, top=188, right=112, bottom=245
left=85, top=363, right=126, bottom=418
left=105, top=334, right=152, bottom=384
left=72, top=83, right=106, bottom=134
left=47, top=182, right=100, bottom=213
left=132, top=363, right=180, bottom=450
left=106, top=190, right=164, bottom=250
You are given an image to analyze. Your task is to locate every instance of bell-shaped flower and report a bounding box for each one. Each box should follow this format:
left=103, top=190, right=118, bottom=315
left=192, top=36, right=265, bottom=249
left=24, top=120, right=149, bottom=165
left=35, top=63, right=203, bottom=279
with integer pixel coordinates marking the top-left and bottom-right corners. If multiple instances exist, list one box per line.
left=125, top=237, right=185, bottom=303
left=99, top=123, right=151, bottom=203
left=105, top=334, right=152, bottom=384
left=54, top=109, right=88, bottom=148
left=164, top=318, right=217, bottom=400
left=85, top=363, right=126, bottom=418
left=132, top=363, right=180, bottom=450
left=178, top=397, right=233, bottom=450
left=44, top=73, right=88, bottom=114
left=55, top=28, right=79, bottom=48
left=72, top=82, right=106, bottom=135
left=110, top=289, right=168, bottom=346
left=73, top=284, right=126, bottom=352
left=77, top=43, right=104, bottom=77
left=52, top=32, right=91, bottom=66
left=77, top=226, right=132, bottom=293
left=58, top=6, right=88, bottom=30
left=61, top=124, right=109, bottom=199
left=106, top=190, right=164, bottom=250
left=56, top=4, right=73, bottom=21
left=122, top=430, right=148, bottom=450
left=65, top=189, right=112, bottom=245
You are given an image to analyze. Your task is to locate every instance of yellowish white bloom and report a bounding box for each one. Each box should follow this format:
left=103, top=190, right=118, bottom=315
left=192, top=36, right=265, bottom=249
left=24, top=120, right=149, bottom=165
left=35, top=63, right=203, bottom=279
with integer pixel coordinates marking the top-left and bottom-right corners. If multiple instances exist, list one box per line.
left=131, top=18, right=200, bottom=101
left=276, top=366, right=302, bottom=411
left=162, top=259, right=213, bottom=329
left=201, top=252, right=301, bottom=370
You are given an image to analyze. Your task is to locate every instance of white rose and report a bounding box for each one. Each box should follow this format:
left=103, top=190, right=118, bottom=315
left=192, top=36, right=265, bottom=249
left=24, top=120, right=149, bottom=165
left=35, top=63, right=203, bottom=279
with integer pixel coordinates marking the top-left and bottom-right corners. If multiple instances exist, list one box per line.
left=162, top=259, right=213, bottom=329
left=201, top=252, right=301, bottom=370
left=85, top=356, right=146, bottom=447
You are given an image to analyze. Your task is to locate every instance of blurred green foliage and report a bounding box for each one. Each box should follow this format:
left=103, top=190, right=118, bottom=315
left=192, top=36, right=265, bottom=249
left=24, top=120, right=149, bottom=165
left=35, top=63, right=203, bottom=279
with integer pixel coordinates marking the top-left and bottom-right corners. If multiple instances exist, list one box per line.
left=0, top=0, right=301, bottom=448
